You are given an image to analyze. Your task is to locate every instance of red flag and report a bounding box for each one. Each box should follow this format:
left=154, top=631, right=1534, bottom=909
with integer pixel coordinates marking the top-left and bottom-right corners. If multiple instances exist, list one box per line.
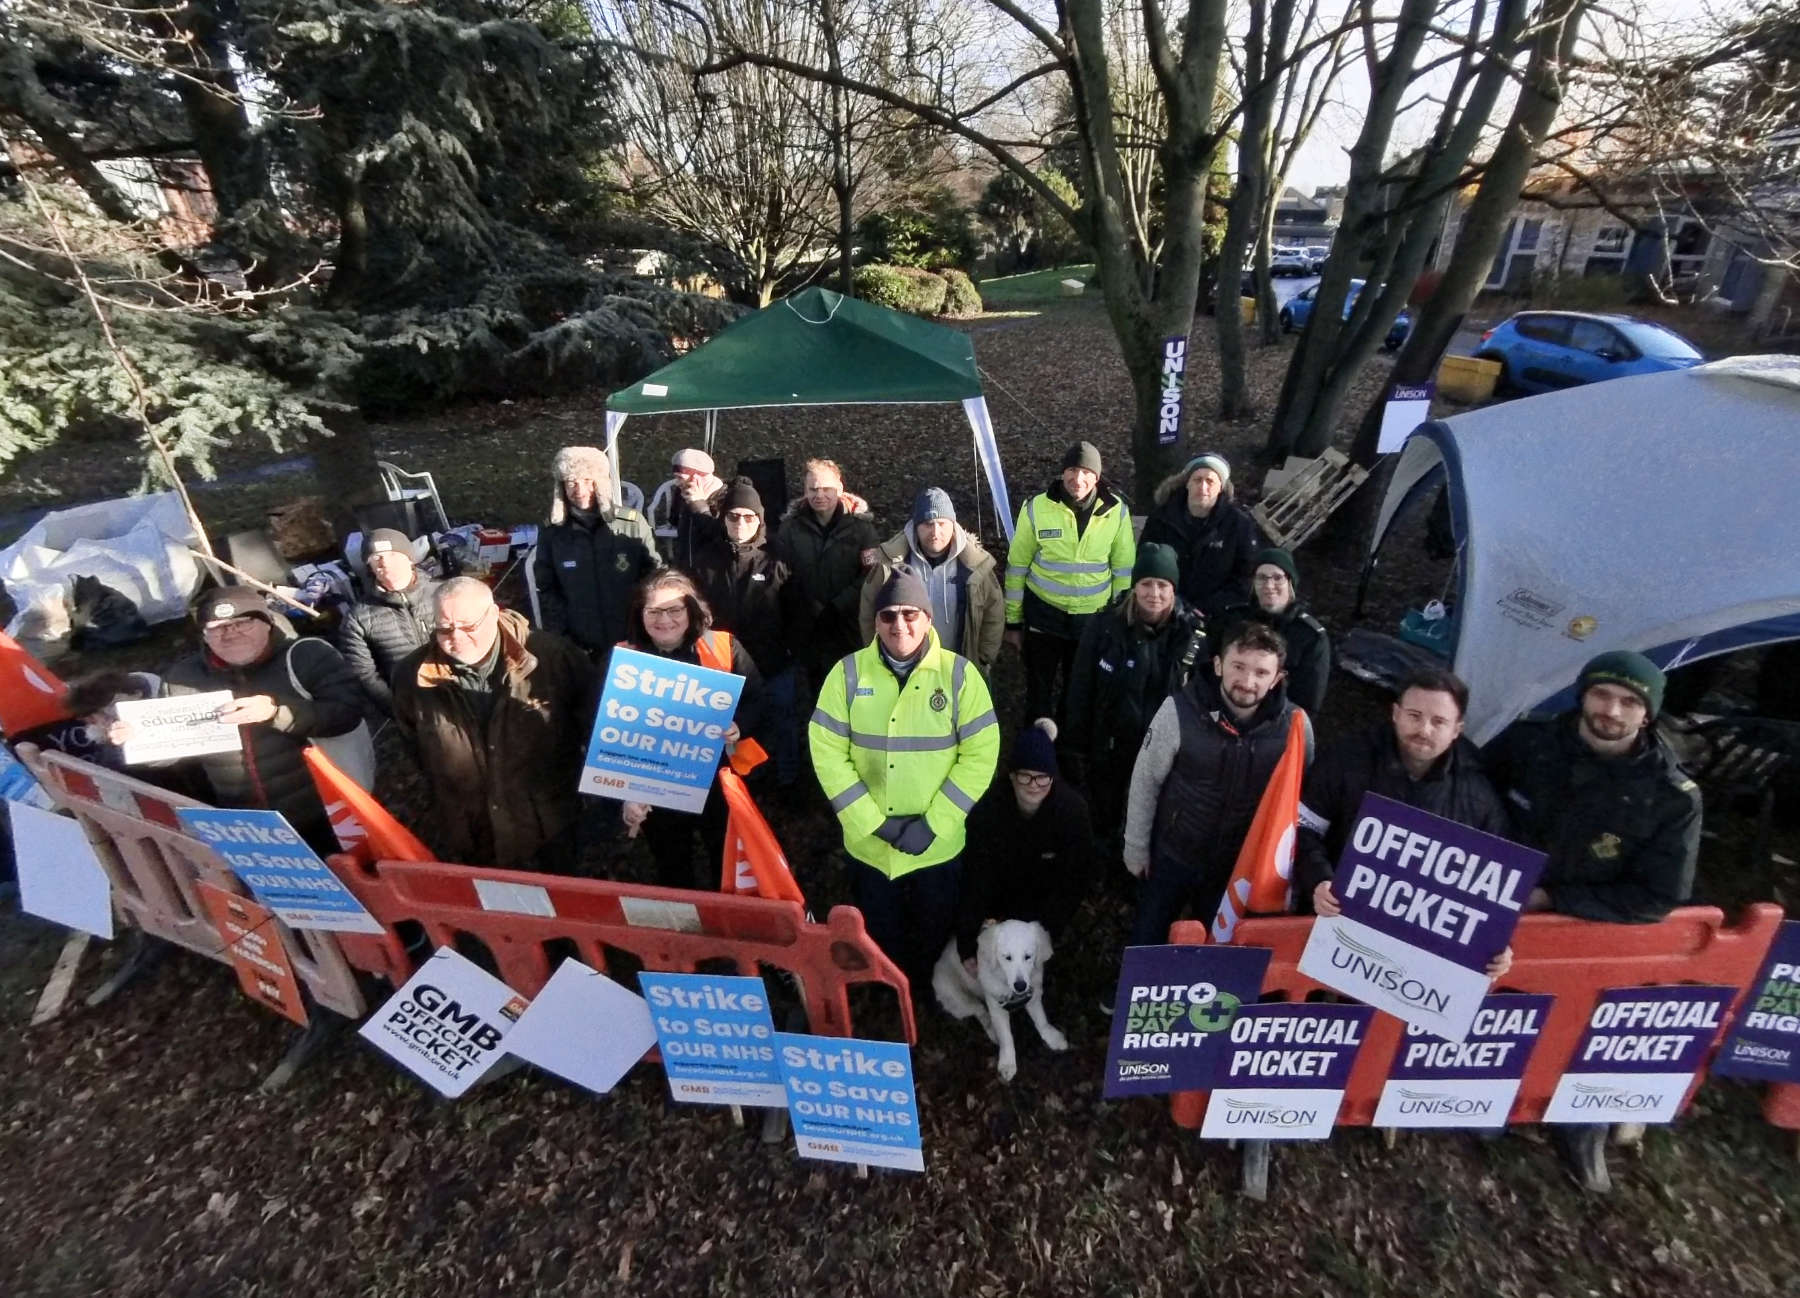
left=302, top=746, right=433, bottom=861
left=716, top=768, right=805, bottom=906
left=1209, top=708, right=1307, bottom=943
left=0, top=631, right=70, bottom=735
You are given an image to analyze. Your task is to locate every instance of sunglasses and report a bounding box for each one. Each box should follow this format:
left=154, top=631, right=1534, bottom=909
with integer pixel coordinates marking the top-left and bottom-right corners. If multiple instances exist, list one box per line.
left=877, top=608, right=925, bottom=625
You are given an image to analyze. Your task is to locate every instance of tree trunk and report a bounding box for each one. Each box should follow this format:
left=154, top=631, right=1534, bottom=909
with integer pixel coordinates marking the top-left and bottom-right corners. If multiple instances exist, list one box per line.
left=324, top=166, right=369, bottom=308
left=822, top=0, right=854, bottom=295
left=301, top=409, right=385, bottom=535
left=1347, top=0, right=1589, bottom=466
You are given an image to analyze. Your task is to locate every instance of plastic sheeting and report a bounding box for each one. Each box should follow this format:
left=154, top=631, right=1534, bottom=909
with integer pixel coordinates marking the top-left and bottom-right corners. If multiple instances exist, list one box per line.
left=1, top=493, right=202, bottom=634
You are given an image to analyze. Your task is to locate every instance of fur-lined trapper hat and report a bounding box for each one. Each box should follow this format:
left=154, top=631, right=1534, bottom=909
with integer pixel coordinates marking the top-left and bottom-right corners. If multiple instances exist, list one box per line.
left=550, top=446, right=613, bottom=524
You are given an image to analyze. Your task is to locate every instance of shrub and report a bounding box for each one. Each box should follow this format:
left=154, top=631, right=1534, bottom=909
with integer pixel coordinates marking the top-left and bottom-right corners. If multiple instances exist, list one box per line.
left=940, top=268, right=983, bottom=318
left=895, top=266, right=948, bottom=316
left=852, top=264, right=912, bottom=311
left=856, top=189, right=977, bottom=271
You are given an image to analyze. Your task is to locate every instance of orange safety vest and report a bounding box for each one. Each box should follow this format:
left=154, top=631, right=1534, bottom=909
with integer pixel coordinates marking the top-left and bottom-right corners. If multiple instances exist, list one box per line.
left=693, top=631, right=769, bottom=777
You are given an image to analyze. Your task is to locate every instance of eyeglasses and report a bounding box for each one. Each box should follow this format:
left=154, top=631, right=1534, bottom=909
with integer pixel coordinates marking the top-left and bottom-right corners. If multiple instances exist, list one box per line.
left=204, top=617, right=262, bottom=638
left=435, top=605, right=495, bottom=638
left=1253, top=574, right=1290, bottom=586
left=724, top=511, right=759, bottom=525
left=1012, top=771, right=1054, bottom=788
left=644, top=603, right=688, bottom=622
left=877, top=608, right=925, bottom=625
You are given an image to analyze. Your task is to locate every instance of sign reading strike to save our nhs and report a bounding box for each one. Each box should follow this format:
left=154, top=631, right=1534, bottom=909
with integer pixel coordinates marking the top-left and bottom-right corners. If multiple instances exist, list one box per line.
left=1543, top=985, right=1734, bottom=1124
left=1374, top=993, right=1552, bottom=1130
left=776, top=1033, right=923, bottom=1173
left=1200, top=1003, right=1374, bottom=1141
left=579, top=646, right=744, bottom=813
left=176, top=806, right=381, bottom=934
left=638, top=972, right=785, bottom=1108
left=1714, top=921, right=1800, bottom=1084
left=1102, top=944, right=1271, bottom=1097
left=1297, top=793, right=1546, bottom=1043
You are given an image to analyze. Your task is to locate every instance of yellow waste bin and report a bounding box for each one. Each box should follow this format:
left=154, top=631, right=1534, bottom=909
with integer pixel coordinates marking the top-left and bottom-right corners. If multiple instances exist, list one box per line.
left=1437, top=354, right=1501, bottom=403
left=1239, top=296, right=1257, bottom=325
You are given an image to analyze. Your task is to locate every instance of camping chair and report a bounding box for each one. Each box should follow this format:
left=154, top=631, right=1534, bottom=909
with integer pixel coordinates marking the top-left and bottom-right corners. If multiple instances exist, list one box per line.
left=1664, top=714, right=1800, bottom=873
left=378, top=461, right=451, bottom=534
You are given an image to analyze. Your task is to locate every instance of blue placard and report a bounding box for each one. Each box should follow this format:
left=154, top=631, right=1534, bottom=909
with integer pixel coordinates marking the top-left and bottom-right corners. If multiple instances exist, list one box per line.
left=776, top=1033, right=923, bottom=1172
left=0, top=744, right=56, bottom=810
left=1102, top=944, right=1271, bottom=1097
left=175, top=807, right=381, bottom=934
left=638, top=972, right=785, bottom=1107
left=1714, top=921, right=1800, bottom=1084
left=579, top=646, right=745, bottom=813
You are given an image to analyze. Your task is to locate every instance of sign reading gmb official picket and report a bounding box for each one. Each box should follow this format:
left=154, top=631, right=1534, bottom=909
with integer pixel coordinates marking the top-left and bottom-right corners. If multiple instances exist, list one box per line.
left=1298, top=793, right=1546, bottom=1043
left=580, top=646, right=744, bottom=813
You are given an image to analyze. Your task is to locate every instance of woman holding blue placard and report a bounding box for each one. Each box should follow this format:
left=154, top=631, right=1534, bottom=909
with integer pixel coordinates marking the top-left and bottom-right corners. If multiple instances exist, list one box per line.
left=618, top=570, right=767, bottom=890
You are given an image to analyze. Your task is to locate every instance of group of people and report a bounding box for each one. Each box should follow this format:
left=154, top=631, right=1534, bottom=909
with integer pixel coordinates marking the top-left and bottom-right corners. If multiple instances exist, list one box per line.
left=76, top=440, right=1702, bottom=1018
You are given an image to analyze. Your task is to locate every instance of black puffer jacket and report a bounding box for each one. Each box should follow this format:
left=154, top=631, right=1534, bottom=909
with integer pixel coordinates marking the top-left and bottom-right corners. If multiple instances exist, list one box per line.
left=1139, top=494, right=1262, bottom=622
left=956, top=777, right=1097, bottom=959
left=1063, top=591, right=1208, bottom=762
left=162, top=621, right=365, bottom=857
left=338, top=576, right=440, bottom=714
left=1483, top=713, right=1701, bottom=923
left=691, top=524, right=800, bottom=677
left=534, top=508, right=659, bottom=656
left=1214, top=599, right=1331, bottom=716
left=1297, top=723, right=1511, bottom=904
left=773, top=498, right=877, bottom=675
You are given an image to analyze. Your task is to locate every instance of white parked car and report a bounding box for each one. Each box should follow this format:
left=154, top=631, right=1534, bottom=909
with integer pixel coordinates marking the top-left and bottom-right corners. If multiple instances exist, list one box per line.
left=1271, top=247, right=1311, bottom=277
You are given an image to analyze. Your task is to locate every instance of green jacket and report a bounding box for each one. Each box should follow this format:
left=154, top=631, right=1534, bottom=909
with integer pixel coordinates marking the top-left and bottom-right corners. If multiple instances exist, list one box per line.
left=808, top=631, right=1000, bottom=879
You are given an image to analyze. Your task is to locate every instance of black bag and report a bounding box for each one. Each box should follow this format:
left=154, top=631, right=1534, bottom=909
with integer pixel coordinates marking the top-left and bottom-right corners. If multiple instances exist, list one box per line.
left=68, top=574, right=150, bottom=649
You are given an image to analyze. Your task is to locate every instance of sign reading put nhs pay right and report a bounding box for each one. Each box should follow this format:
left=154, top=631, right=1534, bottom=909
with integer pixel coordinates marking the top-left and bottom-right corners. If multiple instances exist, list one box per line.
left=1298, top=793, right=1546, bottom=1043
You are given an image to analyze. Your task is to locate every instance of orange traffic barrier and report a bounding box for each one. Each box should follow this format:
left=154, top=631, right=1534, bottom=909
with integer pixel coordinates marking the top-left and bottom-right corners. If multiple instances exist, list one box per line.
left=17, top=744, right=367, bottom=1020
left=323, top=847, right=913, bottom=1042
left=301, top=746, right=433, bottom=860
left=1166, top=905, right=1784, bottom=1131
left=0, top=631, right=69, bottom=735
left=717, top=768, right=806, bottom=906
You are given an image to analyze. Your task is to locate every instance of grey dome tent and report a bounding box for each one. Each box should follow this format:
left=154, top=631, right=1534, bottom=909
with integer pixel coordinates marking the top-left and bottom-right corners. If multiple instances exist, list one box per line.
left=602, top=286, right=1014, bottom=537
left=1364, top=355, right=1800, bottom=745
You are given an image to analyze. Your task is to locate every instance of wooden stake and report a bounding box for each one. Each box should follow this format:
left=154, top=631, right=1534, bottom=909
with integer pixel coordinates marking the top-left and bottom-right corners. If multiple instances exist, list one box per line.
left=185, top=549, right=320, bottom=618
left=32, top=932, right=92, bottom=1025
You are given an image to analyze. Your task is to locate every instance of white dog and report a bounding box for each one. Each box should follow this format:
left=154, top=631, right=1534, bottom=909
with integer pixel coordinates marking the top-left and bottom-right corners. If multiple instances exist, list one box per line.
left=932, top=919, right=1069, bottom=1081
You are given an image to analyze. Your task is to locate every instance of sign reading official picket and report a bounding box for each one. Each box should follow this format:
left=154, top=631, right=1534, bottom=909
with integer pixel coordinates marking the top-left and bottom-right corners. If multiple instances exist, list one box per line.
left=176, top=806, right=381, bottom=934
left=776, top=1033, right=923, bottom=1172
left=1544, top=985, right=1732, bottom=1124
left=1103, top=944, right=1271, bottom=1097
left=580, top=646, right=744, bottom=812
left=1714, top=922, right=1800, bottom=1083
left=1200, top=1003, right=1373, bottom=1140
left=1297, top=793, right=1545, bottom=1042
left=1374, top=993, right=1551, bottom=1129
left=639, top=972, right=784, bottom=1107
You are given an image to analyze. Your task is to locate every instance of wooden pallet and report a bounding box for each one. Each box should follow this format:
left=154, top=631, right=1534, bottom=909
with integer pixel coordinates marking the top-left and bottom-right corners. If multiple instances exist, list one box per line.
left=1253, top=450, right=1369, bottom=550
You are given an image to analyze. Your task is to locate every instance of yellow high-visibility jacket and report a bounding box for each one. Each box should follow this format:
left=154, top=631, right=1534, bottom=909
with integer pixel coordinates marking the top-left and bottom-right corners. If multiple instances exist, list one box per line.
left=1005, top=484, right=1135, bottom=626
left=808, top=631, right=999, bottom=879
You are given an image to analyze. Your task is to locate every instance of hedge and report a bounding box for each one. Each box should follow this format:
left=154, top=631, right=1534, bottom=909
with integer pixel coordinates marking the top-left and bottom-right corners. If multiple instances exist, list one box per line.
left=851, top=264, right=983, bottom=319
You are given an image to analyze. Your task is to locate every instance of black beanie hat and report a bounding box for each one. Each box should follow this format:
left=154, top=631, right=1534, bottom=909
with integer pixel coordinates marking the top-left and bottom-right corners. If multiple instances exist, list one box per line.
left=1132, top=543, right=1181, bottom=586
left=875, top=566, right=930, bottom=613
left=1578, top=650, right=1667, bottom=719
left=1011, top=717, right=1058, bottom=775
left=721, top=476, right=764, bottom=518
left=1062, top=441, right=1103, bottom=473
left=1253, top=547, right=1299, bottom=592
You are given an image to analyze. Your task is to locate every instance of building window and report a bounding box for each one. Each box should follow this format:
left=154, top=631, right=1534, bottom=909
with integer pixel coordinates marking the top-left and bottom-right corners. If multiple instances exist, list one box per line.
left=1516, top=218, right=1543, bottom=252
left=1593, top=225, right=1628, bottom=254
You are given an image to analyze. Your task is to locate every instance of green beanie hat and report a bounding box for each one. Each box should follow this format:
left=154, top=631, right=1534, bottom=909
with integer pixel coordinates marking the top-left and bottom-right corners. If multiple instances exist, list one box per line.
left=1132, top=543, right=1181, bottom=586
left=1252, top=547, right=1299, bottom=593
left=1578, top=650, right=1666, bottom=718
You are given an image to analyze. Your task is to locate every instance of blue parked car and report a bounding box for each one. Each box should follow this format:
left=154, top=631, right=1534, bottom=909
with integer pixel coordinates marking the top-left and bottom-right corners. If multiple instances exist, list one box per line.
left=1278, top=279, right=1412, bottom=350
left=1474, top=311, right=1704, bottom=395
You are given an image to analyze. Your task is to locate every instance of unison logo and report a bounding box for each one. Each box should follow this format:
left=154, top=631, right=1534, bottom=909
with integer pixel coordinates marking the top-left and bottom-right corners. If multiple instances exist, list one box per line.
left=1329, top=931, right=1451, bottom=1017
left=1116, top=1060, right=1173, bottom=1081
left=1569, top=1081, right=1659, bottom=1112
left=1222, top=1097, right=1316, bottom=1128
left=1393, top=1087, right=1493, bottom=1117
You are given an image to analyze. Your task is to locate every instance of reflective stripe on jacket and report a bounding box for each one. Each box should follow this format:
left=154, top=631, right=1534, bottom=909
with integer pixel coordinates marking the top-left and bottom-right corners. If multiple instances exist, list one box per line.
left=1004, top=487, right=1135, bottom=624
left=807, top=631, right=1000, bottom=879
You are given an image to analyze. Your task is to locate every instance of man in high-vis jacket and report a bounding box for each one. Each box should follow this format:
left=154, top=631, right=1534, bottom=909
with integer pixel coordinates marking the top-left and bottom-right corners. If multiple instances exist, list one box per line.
left=810, top=567, right=1000, bottom=988
left=1005, top=441, right=1136, bottom=724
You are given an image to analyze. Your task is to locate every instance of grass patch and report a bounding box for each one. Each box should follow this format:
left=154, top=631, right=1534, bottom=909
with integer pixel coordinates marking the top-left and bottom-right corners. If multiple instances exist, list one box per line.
left=977, top=264, right=1096, bottom=307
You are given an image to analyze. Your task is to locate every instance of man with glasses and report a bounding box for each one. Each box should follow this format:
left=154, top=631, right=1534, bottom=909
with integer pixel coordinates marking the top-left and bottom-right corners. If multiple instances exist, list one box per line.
left=1215, top=547, right=1330, bottom=715
left=393, top=577, right=597, bottom=871
left=809, top=568, right=1000, bottom=988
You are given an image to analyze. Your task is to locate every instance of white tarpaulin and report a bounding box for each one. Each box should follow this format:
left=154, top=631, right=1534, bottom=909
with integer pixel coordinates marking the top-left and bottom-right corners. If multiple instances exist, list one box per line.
left=1366, top=355, right=1800, bottom=745
left=0, top=493, right=202, bottom=634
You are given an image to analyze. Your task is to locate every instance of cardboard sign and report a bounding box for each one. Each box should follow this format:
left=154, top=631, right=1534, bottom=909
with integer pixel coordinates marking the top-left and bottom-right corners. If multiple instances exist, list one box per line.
left=776, top=1033, right=923, bottom=1173
left=360, top=949, right=529, bottom=1098
left=176, top=807, right=382, bottom=934
left=638, top=972, right=784, bottom=1107
left=1377, top=379, right=1434, bottom=454
left=0, top=744, right=57, bottom=809
left=504, top=960, right=656, bottom=1095
left=1374, top=993, right=1552, bottom=1129
left=1713, top=922, right=1800, bottom=1083
left=114, top=691, right=240, bottom=764
left=1297, top=793, right=1545, bottom=1042
left=197, top=882, right=309, bottom=1026
left=1543, top=986, right=1734, bottom=1124
left=1200, top=1003, right=1374, bottom=1141
left=8, top=801, right=113, bottom=939
left=579, top=646, right=744, bottom=813
left=1102, top=944, right=1271, bottom=1097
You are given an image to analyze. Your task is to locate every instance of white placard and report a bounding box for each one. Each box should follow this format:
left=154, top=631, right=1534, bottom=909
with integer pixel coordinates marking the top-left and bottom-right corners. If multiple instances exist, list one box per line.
left=1374, top=1078, right=1522, bottom=1129
left=9, top=801, right=113, bottom=939
left=1377, top=381, right=1434, bottom=454
left=474, top=879, right=556, bottom=917
left=1200, top=1087, right=1346, bottom=1140
left=504, top=960, right=656, bottom=1094
left=1298, top=914, right=1494, bottom=1043
left=114, top=691, right=240, bottom=764
left=1542, top=1071, right=1696, bottom=1125
left=360, top=949, right=529, bottom=1097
